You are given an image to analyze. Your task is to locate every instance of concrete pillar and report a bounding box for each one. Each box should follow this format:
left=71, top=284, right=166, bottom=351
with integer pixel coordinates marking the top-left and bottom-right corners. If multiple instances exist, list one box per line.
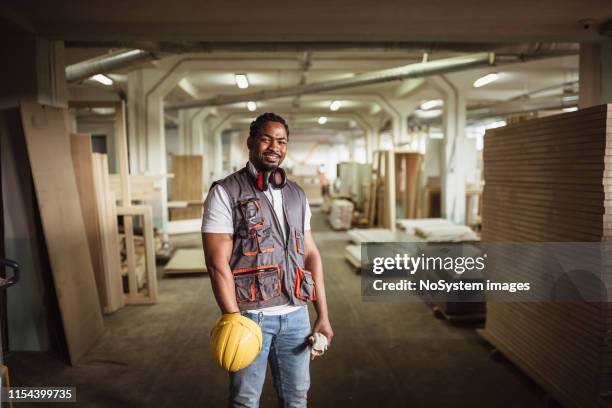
left=579, top=39, right=612, bottom=108
left=212, top=129, right=224, bottom=180
left=127, top=66, right=184, bottom=234
left=347, top=133, right=356, bottom=161
left=385, top=97, right=419, bottom=146
left=429, top=76, right=467, bottom=224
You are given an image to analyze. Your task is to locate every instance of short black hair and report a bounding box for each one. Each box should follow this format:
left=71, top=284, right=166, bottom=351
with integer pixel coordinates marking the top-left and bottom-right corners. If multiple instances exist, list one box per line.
left=249, top=112, right=290, bottom=140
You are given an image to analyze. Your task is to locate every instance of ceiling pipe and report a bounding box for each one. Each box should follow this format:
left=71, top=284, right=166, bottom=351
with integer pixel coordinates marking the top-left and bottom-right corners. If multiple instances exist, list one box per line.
left=506, top=80, right=579, bottom=102
left=166, top=52, right=495, bottom=111
left=468, top=93, right=579, bottom=120
left=65, top=49, right=157, bottom=83
left=410, top=93, right=579, bottom=125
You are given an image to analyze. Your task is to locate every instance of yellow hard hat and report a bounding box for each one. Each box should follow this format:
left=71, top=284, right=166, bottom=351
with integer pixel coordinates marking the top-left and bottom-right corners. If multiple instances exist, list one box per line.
left=210, top=313, right=263, bottom=372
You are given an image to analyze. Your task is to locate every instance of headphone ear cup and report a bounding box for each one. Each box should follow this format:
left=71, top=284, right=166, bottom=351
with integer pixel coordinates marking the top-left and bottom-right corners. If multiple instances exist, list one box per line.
left=271, top=167, right=287, bottom=189
left=257, top=170, right=269, bottom=191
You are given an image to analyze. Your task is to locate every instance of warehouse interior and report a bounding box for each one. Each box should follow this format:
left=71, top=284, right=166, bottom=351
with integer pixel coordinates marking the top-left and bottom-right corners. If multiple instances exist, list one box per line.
left=1, top=1, right=612, bottom=407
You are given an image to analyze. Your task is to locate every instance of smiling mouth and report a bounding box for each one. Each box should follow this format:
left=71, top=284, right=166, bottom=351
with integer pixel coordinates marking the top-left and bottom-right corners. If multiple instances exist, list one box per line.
left=263, top=152, right=280, bottom=160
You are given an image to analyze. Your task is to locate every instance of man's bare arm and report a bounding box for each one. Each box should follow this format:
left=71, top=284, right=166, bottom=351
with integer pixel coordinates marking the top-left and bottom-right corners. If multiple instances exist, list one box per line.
left=202, top=233, right=240, bottom=314
left=304, top=230, right=333, bottom=347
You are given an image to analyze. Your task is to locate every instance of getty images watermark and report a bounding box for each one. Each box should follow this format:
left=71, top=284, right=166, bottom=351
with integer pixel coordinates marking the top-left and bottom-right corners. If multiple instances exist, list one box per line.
left=361, top=242, right=612, bottom=303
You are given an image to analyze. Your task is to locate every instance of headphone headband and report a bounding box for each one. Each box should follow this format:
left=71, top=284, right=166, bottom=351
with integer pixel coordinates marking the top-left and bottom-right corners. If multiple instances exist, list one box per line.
left=252, top=166, right=287, bottom=191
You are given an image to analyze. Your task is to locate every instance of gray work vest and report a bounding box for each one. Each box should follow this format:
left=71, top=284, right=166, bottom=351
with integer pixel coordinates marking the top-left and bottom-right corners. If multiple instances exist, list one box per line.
left=211, top=165, right=316, bottom=311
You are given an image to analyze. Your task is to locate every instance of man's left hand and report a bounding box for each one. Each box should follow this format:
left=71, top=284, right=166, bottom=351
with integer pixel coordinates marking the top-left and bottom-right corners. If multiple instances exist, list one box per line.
left=312, top=316, right=333, bottom=360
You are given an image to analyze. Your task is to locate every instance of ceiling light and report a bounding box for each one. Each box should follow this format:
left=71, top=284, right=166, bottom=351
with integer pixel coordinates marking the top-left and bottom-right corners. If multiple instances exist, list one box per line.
left=420, top=99, right=444, bottom=110
left=90, top=74, right=113, bottom=86
left=247, top=101, right=257, bottom=111
left=235, top=74, right=249, bottom=89
left=563, top=107, right=578, bottom=112
left=473, top=73, right=499, bottom=88
left=318, top=116, right=327, bottom=125
left=329, top=100, right=342, bottom=111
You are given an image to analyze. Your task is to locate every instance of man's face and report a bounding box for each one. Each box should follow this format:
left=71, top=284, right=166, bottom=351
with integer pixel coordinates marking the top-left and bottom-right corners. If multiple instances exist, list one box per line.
left=248, top=121, right=288, bottom=170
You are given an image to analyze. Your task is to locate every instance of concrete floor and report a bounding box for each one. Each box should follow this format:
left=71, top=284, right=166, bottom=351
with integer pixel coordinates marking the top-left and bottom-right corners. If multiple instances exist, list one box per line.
left=7, top=210, right=545, bottom=407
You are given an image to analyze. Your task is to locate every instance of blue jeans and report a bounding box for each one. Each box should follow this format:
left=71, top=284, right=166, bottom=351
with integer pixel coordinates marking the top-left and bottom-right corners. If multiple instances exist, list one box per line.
left=229, top=306, right=311, bottom=408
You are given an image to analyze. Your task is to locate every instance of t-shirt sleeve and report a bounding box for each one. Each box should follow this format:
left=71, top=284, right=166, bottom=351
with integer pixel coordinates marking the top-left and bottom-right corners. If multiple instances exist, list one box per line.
left=201, top=184, right=234, bottom=234
left=304, top=198, right=312, bottom=231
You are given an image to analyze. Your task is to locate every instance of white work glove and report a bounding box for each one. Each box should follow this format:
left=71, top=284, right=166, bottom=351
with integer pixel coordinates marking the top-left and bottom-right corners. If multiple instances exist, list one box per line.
left=308, top=332, right=329, bottom=358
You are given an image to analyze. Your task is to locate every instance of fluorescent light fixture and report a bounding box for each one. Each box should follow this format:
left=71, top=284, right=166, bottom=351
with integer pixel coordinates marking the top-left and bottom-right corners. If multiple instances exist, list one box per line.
left=420, top=99, right=443, bottom=110
left=90, top=74, right=113, bottom=86
left=91, top=107, right=114, bottom=115
left=329, top=100, right=342, bottom=111
left=563, top=106, right=578, bottom=112
left=318, top=116, right=328, bottom=125
left=473, top=73, right=499, bottom=88
left=247, top=101, right=257, bottom=111
left=415, top=109, right=442, bottom=119
left=235, top=74, right=249, bottom=89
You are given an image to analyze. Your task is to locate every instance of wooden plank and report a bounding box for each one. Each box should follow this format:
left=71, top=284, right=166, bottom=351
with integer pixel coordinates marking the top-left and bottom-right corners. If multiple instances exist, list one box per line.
left=91, top=154, right=124, bottom=313
left=164, top=249, right=207, bottom=274
left=114, top=102, right=138, bottom=298
left=69, top=133, right=107, bottom=311
left=170, top=155, right=204, bottom=220
left=20, top=100, right=104, bottom=364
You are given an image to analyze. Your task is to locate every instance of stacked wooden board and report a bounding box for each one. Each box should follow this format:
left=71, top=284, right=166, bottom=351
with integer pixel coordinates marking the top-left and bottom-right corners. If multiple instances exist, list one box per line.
left=479, top=105, right=612, bottom=408
left=165, top=249, right=207, bottom=274
left=20, top=101, right=104, bottom=364
left=169, top=155, right=203, bottom=220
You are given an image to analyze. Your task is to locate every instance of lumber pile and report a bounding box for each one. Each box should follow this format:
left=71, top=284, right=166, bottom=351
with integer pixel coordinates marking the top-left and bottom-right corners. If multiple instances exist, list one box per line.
left=415, top=225, right=480, bottom=243
left=21, top=102, right=104, bottom=364
left=109, top=174, right=166, bottom=201
left=165, top=249, right=207, bottom=274
left=479, top=105, right=612, bottom=408
left=396, top=218, right=454, bottom=234
left=396, top=218, right=480, bottom=242
left=329, top=199, right=354, bottom=230
left=394, top=152, right=422, bottom=219
left=169, top=155, right=204, bottom=220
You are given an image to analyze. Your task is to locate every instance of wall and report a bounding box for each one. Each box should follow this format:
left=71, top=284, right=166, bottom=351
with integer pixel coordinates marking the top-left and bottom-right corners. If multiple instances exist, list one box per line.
left=1, top=109, right=52, bottom=352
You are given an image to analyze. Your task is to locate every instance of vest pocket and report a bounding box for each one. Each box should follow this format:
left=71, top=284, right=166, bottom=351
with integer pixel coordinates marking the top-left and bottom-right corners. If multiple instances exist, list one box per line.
left=257, top=269, right=281, bottom=300
left=234, top=274, right=256, bottom=303
left=295, top=231, right=305, bottom=255
left=256, top=227, right=274, bottom=253
left=238, top=197, right=264, bottom=230
left=233, top=264, right=281, bottom=303
left=242, top=233, right=258, bottom=257
left=295, top=267, right=317, bottom=301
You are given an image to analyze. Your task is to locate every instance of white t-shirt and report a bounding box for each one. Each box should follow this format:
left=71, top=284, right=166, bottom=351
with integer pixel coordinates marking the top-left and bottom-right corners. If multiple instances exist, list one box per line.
left=201, top=162, right=312, bottom=315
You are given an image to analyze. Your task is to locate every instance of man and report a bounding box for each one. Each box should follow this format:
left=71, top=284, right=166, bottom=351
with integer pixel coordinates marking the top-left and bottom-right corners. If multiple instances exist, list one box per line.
left=202, top=112, right=333, bottom=408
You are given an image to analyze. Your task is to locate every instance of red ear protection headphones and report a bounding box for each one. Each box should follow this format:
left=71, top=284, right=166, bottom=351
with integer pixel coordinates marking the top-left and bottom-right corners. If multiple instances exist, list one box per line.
left=255, top=167, right=287, bottom=191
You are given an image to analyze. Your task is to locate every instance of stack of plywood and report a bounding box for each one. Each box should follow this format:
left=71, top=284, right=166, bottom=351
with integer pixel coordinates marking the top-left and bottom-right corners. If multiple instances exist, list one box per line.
left=479, top=105, right=612, bottom=408
left=169, top=155, right=203, bottom=220
left=109, top=174, right=166, bottom=201
left=21, top=102, right=105, bottom=364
